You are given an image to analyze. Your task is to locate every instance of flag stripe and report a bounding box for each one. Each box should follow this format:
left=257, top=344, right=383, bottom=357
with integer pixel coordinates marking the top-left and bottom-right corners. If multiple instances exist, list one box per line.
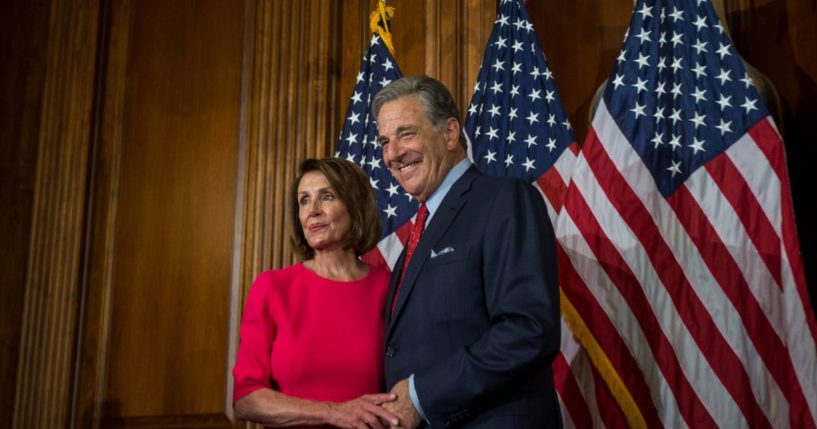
left=705, top=152, right=782, bottom=286
left=558, top=232, right=669, bottom=429
left=553, top=351, right=593, bottom=429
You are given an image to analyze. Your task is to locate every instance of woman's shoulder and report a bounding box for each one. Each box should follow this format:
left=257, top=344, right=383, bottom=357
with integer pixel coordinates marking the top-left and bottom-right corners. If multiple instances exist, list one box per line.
left=251, top=263, right=305, bottom=290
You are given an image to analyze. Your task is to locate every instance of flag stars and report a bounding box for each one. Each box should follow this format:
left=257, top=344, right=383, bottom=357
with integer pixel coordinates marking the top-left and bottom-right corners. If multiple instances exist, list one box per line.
left=492, top=58, right=505, bottom=72
left=612, top=73, right=626, bottom=90
left=632, top=77, right=649, bottom=93
left=383, top=204, right=397, bottom=218
left=635, top=52, right=651, bottom=69
left=468, top=103, right=479, bottom=116
left=562, top=120, right=572, bottom=130
left=716, top=94, right=732, bottom=110
left=717, top=43, right=731, bottom=59
left=670, top=108, right=682, bottom=124
left=651, top=132, right=664, bottom=149
left=638, top=3, right=653, bottom=19
left=655, top=81, right=667, bottom=96
left=669, top=7, right=685, bottom=22
left=493, top=36, right=508, bottom=49
left=635, top=28, right=652, bottom=44
left=692, top=62, right=707, bottom=78
left=689, top=111, right=707, bottom=129
left=345, top=132, right=358, bottom=145
left=369, top=177, right=379, bottom=189
left=508, top=107, right=519, bottom=120
left=528, top=88, right=542, bottom=102
left=504, top=153, right=515, bottom=167
left=545, top=90, right=556, bottom=102
left=742, top=96, right=759, bottom=114
left=523, top=157, right=536, bottom=171
left=691, top=87, right=708, bottom=103
left=486, top=126, right=499, bottom=140
left=351, top=91, right=363, bottom=104
left=510, top=85, right=520, bottom=97
left=526, top=111, right=540, bottom=125
left=617, top=50, right=627, bottom=64
left=669, top=134, right=682, bottom=150
left=348, top=112, right=360, bottom=125
left=496, top=14, right=509, bottom=27
left=490, top=81, right=503, bottom=94
left=488, top=104, right=501, bottom=117
left=511, top=62, right=522, bottom=74
left=530, top=66, right=541, bottom=79
left=671, top=57, right=684, bottom=73
left=506, top=131, right=516, bottom=144
left=483, top=149, right=497, bottom=164
left=383, top=58, right=394, bottom=71
left=671, top=82, right=683, bottom=97
left=386, top=183, right=399, bottom=197
left=546, top=138, right=558, bottom=152
left=692, top=39, right=708, bottom=54
left=716, top=69, right=732, bottom=85
left=547, top=114, right=557, bottom=126
left=367, top=157, right=381, bottom=170
left=525, top=134, right=537, bottom=148
left=693, top=15, right=708, bottom=31
left=716, top=118, right=733, bottom=135
left=667, top=160, right=682, bottom=177
left=741, top=72, right=754, bottom=88
left=654, top=106, right=665, bottom=121
left=379, top=77, right=392, bottom=87
left=671, top=31, right=684, bottom=47
left=657, top=57, right=667, bottom=72
left=543, top=68, right=553, bottom=80
left=512, top=40, right=524, bottom=52
left=689, top=137, right=706, bottom=154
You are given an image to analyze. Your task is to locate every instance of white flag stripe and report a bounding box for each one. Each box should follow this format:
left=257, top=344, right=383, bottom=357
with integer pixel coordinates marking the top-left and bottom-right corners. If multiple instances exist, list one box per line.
left=377, top=233, right=404, bottom=269
left=781, top=264, right=817, bottom=424
left=685, top=162, right=787, bottom=338
left=725, top=131, right=783, bottom=235
left=553, top=148, right=578, bottom=185
left=564, top=157, right=743, bottom=428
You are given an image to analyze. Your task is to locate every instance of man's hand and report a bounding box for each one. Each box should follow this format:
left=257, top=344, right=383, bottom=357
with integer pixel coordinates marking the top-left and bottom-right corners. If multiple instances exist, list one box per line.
left=382, top=378, right=422, bottom=429
left=324, top=393, right=399, bottom=429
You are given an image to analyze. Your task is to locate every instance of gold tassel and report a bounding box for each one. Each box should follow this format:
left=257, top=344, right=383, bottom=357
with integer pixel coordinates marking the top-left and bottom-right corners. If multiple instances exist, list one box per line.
left=369, top=0, right=396, bottom=55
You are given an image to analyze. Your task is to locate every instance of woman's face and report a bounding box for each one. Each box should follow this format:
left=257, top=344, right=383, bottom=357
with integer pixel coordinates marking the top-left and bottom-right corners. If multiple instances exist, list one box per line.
left=297, top=171, right=353, bottom=253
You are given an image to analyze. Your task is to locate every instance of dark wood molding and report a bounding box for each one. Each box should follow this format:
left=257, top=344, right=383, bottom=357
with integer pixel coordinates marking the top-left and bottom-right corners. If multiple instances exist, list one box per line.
left=13, top=0, right=102, bottom=427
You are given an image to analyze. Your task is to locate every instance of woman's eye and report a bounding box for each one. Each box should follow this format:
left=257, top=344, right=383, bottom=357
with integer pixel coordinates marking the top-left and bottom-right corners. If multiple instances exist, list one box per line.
left=321, top=193, right=335, bottom=201
left=299, top=197, right=310, bottom=207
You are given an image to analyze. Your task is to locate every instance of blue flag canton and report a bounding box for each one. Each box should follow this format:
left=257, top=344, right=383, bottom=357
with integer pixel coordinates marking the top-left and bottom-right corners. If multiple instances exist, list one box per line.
left=605, top=0, right=769, bottom=197
left=464, top=0, right=575, bottom=183
left=336, top=34, right=413, bottom=239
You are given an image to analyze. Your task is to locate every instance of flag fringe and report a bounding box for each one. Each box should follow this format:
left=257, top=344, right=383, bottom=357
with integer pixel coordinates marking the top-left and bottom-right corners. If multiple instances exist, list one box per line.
left=369, top=1, right=396, bottom=55
left=560, top=289, right=648, bottom=429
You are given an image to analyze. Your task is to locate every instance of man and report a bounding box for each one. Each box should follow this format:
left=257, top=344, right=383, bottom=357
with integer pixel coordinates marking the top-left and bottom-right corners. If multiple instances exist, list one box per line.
left=373, top=75, right=561, bottom=428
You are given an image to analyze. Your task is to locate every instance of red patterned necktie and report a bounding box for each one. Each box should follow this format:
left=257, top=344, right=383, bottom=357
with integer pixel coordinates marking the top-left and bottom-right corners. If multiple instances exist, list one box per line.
left=391, top=203, right=428, bottom=316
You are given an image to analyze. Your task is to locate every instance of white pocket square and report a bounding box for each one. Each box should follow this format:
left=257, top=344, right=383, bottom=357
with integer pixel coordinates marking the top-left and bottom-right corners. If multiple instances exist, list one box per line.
left=430, top=246, right=455, bottom=259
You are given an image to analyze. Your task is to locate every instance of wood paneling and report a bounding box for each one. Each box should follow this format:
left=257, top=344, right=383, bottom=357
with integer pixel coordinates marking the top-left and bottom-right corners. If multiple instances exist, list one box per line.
left=11, top=0, right=102, bottom=427
left=0, top=0, right=49, bottom=423
left=97, top=0, right=244, bottom=424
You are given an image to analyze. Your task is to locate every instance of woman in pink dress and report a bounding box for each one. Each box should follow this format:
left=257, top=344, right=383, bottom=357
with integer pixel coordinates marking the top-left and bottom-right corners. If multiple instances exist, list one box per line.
left=233, top=158, right=398, bottom=429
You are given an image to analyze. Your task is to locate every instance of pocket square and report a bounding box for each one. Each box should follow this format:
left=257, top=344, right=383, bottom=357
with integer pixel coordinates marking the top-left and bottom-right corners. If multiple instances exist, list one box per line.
left=430, top=246, right=455, bottom=259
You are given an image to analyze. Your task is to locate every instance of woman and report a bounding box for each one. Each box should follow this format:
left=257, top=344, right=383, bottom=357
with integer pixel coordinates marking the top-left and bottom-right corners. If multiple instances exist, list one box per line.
left=233, top=158, right=398, bottom=429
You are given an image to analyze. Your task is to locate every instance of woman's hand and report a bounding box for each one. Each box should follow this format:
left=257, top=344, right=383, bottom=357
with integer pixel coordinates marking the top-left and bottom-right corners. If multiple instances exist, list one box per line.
left=324, top=393, right=400, bottom=429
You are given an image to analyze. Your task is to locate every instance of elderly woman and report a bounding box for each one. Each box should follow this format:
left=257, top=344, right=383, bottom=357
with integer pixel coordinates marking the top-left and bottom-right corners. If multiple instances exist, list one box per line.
left=233, top=158, right=398, bottom=429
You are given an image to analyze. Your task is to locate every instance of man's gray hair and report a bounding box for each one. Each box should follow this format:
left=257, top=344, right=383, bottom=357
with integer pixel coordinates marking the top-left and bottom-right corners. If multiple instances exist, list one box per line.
left=372, top=75, right=467, bottom=148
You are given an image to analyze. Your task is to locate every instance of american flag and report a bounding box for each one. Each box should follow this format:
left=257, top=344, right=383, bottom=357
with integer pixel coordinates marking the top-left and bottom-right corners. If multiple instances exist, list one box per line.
left=460, top=1, right=598, bottom=426
left=336, top=28, right=413, bottom=270
left=556, top=0, right=817, bottom=428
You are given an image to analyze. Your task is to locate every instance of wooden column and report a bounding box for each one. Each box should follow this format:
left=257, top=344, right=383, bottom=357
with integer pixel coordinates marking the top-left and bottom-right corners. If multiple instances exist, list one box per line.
left=12, top=0, right=101, bottom=427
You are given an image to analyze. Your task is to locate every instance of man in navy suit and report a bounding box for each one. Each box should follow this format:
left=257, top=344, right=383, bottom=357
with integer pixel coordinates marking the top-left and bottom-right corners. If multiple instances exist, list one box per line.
left=373, top=75, right=561, bottom=428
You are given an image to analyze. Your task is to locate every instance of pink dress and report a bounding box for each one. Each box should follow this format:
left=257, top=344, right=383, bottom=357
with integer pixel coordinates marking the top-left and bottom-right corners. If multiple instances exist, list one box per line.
left=233, top=262, right=390, bottom=412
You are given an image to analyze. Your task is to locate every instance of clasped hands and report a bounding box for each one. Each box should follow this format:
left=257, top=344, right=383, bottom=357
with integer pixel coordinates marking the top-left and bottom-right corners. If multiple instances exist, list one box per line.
left=326, top=378, right=421, bottom=429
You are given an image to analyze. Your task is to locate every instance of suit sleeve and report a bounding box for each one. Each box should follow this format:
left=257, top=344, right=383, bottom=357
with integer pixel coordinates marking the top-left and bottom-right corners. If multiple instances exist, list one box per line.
left=413, top=179, right=560, bottom=426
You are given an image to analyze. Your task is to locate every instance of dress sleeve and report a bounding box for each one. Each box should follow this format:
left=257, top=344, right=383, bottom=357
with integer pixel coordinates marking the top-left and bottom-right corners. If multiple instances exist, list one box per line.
left=232, top=272, right=276, bottom=402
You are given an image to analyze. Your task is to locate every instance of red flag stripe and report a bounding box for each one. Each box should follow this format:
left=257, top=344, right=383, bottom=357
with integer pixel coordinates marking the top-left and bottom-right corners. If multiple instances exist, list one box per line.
left=554, top=352, right=593, bottom=429
left=590, top=360, right=629, bottom=429
left=704, top=154, right=782, bottom=286
left=560, top=188, right=716, bottom=428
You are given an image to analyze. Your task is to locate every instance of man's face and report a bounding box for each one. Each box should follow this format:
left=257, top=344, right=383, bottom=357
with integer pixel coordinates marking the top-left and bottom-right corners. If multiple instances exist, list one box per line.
left=376, top=95, right=459, bottom=202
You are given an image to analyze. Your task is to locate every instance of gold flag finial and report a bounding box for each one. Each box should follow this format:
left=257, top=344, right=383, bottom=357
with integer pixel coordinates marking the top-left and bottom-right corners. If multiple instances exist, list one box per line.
left=369, top=0, right=396, bottom=55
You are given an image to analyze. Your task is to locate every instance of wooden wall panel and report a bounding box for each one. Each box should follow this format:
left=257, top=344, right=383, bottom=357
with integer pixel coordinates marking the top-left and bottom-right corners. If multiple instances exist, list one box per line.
left=11, top=0, right=101, bottom=427
left=98, top=0, right=244, bottom=424
left=0, top=0, right=49, bottom=423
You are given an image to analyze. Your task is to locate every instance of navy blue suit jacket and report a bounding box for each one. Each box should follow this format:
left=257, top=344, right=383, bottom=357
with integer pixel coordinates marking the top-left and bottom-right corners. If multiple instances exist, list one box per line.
left=384, top=166, right=561, bottom=428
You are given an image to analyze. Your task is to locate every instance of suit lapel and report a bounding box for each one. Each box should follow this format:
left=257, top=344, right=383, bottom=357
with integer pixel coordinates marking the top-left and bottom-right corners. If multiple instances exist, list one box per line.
left=386, top=166, right=481, bottom=339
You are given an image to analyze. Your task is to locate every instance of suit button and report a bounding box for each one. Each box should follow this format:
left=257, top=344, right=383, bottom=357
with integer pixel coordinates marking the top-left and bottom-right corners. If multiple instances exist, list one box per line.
left=386, top=346, right=395, bottom=357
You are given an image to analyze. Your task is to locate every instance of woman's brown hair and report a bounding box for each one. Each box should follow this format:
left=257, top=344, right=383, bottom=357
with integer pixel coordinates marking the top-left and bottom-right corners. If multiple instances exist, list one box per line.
left=289, top=157, right=382, bottom=260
